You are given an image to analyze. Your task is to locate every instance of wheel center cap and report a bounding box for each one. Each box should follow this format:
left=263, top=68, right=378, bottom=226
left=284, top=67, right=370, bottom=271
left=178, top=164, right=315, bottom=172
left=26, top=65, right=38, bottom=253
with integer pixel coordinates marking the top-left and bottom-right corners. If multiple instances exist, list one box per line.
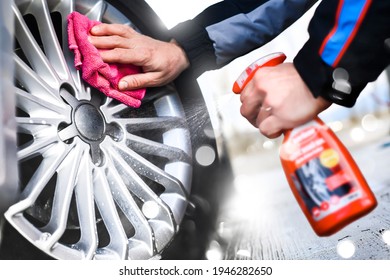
left=74, top=104, right=105, bottom=141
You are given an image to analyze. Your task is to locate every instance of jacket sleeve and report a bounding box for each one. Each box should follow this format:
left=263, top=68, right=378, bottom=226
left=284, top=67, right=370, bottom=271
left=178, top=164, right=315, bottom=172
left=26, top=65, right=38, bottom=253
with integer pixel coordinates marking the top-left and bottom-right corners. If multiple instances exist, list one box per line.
left=169, top=0, right=317, bottom=76
left=294, top=0, right=390, bottom=107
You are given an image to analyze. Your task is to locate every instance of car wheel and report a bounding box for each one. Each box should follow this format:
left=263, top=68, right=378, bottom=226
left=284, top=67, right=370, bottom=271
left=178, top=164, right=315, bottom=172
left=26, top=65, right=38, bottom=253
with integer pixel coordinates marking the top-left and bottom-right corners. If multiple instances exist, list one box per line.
left=1, top=0, right=230, bottom=260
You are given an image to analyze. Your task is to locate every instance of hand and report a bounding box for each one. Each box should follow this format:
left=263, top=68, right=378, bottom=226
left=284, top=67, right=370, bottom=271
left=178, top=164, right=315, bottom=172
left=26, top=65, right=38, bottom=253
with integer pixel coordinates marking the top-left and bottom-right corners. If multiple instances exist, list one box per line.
left=239, top=63, right=331, bottom=138
left=89, top=24, right=190, bottom=90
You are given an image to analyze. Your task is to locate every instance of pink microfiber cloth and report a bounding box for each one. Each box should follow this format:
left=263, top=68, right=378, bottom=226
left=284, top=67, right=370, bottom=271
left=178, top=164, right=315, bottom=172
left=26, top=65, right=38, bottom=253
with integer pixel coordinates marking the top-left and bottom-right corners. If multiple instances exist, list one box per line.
left=67, top=11, right=145, bottom=108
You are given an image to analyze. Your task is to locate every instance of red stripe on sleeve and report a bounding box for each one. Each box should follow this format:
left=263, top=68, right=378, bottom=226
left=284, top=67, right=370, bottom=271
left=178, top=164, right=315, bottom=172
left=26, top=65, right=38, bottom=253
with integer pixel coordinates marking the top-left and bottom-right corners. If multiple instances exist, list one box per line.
left=332, top=0, right=372, bottom=66
left=319, top=0, right=345, bottom=56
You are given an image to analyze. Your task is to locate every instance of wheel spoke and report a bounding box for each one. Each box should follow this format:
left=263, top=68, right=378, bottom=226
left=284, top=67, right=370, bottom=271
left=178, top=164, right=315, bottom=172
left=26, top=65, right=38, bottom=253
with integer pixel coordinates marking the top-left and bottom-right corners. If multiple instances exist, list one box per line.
left=107, top=146, right=176, bottom=252
left=73, top=151, right=98, bottom=259
left=29, top=0, right=70, bottom=81
left=17, top=134, right=58, bottom=161
left=104, top=159, right=156, bottom=259
left=49, top=0, right=84, bottom=94
left=57, top=125, right=78, bottom=142
left=13, top=3, right=60, bottom=89
left=106, top=140, right=188, bottom=198
left=18, top=142, right=74, bottom=204
left=16, top=117, right=61, bottom=134
left=93, top=168, right=128, bottom=260
left=15, top=87, right=69, bottom=118
left=14, top=55, right=62, bottom=103
left=40, top=142, right=85, bottom=249
left=115, top=116, right=185, bottom=132
left=126, top=132, right=191, bottom=163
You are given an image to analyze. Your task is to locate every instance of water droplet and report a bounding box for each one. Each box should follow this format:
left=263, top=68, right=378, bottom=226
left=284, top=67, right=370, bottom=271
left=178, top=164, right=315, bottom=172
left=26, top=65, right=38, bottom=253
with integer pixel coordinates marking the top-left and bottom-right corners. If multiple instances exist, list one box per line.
left=195, top=145, right=216, bottom=166
left=142, top=201, right=160, bottom=219
left=39, top=232, right=51, bottom=242
left=381, top=230, right=390, bottom=245
left=236, top=249, right=251, bottom=258
left=337, top=239, right=356, bottom=259
left=205, top=240, right=223, bottom=260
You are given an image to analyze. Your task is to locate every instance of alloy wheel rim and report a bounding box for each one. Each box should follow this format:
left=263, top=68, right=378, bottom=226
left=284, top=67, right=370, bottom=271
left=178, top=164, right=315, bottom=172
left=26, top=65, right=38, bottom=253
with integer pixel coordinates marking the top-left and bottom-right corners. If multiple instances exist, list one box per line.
left=6, top=0, right=193, bottom=260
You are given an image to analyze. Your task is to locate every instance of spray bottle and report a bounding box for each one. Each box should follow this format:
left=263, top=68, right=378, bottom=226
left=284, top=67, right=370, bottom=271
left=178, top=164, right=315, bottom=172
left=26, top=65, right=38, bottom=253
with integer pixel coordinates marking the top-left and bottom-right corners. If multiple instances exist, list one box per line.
left=233, top=52, right=377, bottom=236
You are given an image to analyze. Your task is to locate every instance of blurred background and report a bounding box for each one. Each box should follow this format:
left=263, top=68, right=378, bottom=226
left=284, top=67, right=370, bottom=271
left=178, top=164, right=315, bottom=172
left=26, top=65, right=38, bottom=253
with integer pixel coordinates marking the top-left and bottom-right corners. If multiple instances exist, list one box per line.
left=147, top=0, right=390, bottom=260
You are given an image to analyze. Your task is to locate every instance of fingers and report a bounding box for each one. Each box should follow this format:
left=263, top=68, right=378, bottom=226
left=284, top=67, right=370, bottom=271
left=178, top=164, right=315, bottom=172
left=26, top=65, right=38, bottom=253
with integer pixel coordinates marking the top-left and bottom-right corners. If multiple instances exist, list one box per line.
left=258, top=115, right=284, bottom=139
left=240, top=102, right=283, bottom=138
left=90, top=23, right=136, bottom=37
left=97, top=48, right=146, bottom=65
left=119, top=72, right=165, bottom=90
left=239, top=85, right=264, bottom=127
left=89, top=24, right=140, bottom=53
left=239, top=99, right=262, bottom=127
left=239, top=82, right=281, bottom=138
left=255, top=105, right=272, bottom=127
left=88, top=35, right=125, bottom=49
left=89, top=25, right=139, bottom=50
left=240, top=99, right=282, bottom=138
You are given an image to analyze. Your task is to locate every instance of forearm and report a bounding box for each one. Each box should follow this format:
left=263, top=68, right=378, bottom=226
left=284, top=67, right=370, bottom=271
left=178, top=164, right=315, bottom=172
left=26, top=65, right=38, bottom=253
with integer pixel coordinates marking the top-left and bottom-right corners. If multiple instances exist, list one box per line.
left=170, top=0, right=317, bottom=76
left=294, top=0, right=390, bottom=107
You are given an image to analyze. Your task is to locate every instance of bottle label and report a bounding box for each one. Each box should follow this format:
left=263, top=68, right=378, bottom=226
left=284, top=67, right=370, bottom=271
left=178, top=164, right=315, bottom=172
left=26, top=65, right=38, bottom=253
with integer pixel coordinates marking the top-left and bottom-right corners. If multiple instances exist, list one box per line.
left=281, top=121, right=363, bottom=221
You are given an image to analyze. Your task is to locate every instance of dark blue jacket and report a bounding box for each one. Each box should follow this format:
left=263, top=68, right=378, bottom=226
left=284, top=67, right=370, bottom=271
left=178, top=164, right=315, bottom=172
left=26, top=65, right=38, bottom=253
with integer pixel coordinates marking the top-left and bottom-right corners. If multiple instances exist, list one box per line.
left=170, top=0, right=316, bottom=72
left=170, top=0, right=390, bottom=107
left=294, top=0, right=390, bottom=107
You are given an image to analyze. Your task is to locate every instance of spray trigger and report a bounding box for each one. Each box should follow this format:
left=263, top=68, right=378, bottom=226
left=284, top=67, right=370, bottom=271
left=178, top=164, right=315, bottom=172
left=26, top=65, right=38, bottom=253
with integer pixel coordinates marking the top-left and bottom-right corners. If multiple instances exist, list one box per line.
left=232, top=52, right=286, bottom=94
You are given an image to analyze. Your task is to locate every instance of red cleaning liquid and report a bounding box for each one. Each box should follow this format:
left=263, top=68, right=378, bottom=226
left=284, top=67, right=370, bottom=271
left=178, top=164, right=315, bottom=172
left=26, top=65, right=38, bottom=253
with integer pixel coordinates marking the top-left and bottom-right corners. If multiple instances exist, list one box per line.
left=233, top=52, right=377, bottom=236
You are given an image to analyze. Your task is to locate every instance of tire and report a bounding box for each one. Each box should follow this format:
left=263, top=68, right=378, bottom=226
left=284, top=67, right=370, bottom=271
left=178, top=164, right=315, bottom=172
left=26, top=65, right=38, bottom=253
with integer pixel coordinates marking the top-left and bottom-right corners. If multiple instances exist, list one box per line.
left=0, top=0, right=18, bottom=217
left=0, top=0, right=233, bottom=260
